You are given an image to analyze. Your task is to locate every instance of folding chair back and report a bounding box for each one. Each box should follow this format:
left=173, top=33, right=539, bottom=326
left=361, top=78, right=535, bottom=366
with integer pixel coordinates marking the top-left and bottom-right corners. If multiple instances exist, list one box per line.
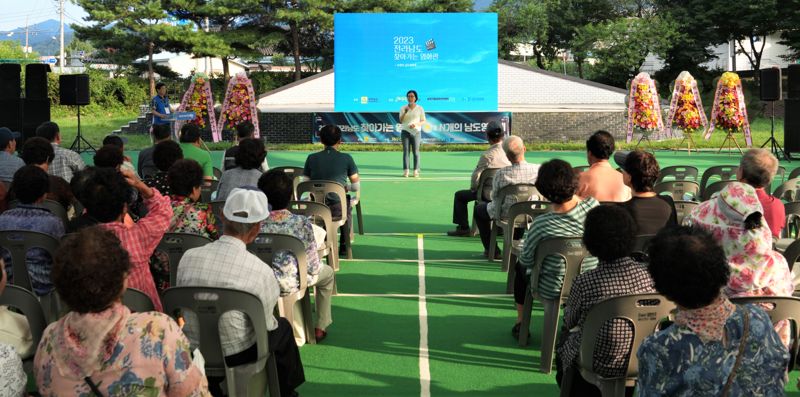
left=673, top=200, right=699, bottom=225
left=296, top=180, right=347, bottom=209
left=248, top=234, right=315, bottom=345
left=503, top=201, right=551, bottom=291
left=699, top=165, right=738, bottom=198
left=122, top=288, right=156, bottom=312
left=520, top=237, right=589, bottom=374
left=632, top=234, right=656, bottom=255
left=162, top=287, right=280, bottom=397
left=729, top=296, right=800, bottom=371
left=784, top=201, right=800, bottom=239
left=8, top=200, right=69, bottom=228
left=789, top=167, right=800, bottom=181
left=573, top=165, right=590, bottom=174
left=201, top=180, right=220, bottom=203
left=476, top=168, right=500, bottom=203
left=156, top=233, right=213, bottom=288
left=0, top=230, right=60, bottom=292
left=488, top=183, right=540, bottom=262
left=213, top=167, right=223, bottom=180
left=273, top=166, right=307, bottom=199
left=701, top=180, right=735, bottom=201
left=0, top=285, right=47, bottom=360
left=566, top=294, right=675, bottom=397
left=781, top=239, right=800, bottom=272
left=653, top=181, right=700, bottom=201
left=288, top=200, right=338, bottom=271
left=773, top=178, right=800, bottom=202
left=656, top=165, right=699, bottom=183
left=209, top=200, right=226, bottom=234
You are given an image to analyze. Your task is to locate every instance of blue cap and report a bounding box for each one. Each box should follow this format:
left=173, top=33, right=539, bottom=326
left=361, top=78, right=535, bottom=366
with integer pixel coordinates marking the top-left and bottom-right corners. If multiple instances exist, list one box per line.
left=0, top=127, right=21, bottom=148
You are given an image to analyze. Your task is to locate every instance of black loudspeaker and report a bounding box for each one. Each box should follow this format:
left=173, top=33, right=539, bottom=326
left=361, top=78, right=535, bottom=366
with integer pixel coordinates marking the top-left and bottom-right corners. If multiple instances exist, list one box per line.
left=0, top=64, right=21, bottom=100
left=760, top=67, right=782, bottom=101
left=0, top=99, right=22, bottom=132
left=789, top=64, right=800, bottom=99
left=22, top=98, right=50, bottom=139
left=25, top=64, right=50, bottom=100
left=786, top=99, right=800, bottom=156
left=59, top=74, right=90, bottom=105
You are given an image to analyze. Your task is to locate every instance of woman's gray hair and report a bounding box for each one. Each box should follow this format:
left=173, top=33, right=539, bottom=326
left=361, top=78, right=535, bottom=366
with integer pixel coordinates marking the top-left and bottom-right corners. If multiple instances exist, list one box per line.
left=739, top=148, right=778, bottom=188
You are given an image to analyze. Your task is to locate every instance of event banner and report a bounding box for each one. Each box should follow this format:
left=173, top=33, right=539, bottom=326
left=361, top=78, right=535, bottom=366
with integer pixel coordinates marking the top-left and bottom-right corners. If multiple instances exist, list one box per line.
left=334, top=13, right=498, bottom=112
left=313, top=112, right=511, bottom=144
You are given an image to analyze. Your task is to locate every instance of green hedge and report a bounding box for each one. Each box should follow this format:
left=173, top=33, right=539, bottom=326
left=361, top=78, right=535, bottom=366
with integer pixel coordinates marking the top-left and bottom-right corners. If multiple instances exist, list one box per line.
left=49, top=69, right=149, bottom=118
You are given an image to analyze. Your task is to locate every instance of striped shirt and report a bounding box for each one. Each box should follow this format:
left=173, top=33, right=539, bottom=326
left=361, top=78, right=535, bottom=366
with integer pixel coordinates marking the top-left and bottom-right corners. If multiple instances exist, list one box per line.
left=518, top=197, right=599, bottom=300
left=487, top=161, right=540, bottom=219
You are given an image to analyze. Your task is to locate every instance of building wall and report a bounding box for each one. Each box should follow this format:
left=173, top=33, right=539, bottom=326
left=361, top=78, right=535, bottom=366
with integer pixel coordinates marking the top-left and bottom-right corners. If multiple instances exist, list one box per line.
left=257, top=110, right=626, bottom=144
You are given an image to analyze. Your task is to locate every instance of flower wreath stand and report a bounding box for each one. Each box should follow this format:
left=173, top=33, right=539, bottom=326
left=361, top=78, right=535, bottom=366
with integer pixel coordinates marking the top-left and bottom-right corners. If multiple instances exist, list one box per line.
left=218, top=73, right=260, bottom=141
left=665, top=72, right=707, bottom=154
left=705, top=72, right=751, bottom=155
left=176, top=74, right=220, bottom=142
left=626, top=73, right=665, bottom=150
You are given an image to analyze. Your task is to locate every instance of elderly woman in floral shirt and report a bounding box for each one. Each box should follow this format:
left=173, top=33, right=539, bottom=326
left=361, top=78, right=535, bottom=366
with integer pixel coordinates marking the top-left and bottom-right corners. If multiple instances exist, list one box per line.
left=150, top=159, right=218, bottom=293
left=683, top=182, right=793, bottom=345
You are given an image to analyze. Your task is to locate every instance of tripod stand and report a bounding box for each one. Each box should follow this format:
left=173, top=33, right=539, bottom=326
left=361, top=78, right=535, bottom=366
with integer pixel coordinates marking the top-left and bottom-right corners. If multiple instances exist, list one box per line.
left=761, top=101, right=789, bottom=161
left=69, top=105, right=95, bottom=153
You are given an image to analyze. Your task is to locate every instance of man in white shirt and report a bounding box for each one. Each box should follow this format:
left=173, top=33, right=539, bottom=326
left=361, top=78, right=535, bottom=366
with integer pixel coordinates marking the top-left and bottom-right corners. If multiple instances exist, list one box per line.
left=447, top=121, right=511, bottom=236
left=178, top=188, right=305, bottom=396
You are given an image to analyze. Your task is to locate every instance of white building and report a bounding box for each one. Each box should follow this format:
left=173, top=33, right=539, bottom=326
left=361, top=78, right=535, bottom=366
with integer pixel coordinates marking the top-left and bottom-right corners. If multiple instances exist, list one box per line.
left=139, top=52, right=249, bottom=78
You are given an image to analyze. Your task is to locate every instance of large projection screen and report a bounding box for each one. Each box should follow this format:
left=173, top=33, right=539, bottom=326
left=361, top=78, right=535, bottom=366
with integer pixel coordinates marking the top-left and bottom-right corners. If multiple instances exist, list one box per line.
left=334, top=13, right=498, bottom=112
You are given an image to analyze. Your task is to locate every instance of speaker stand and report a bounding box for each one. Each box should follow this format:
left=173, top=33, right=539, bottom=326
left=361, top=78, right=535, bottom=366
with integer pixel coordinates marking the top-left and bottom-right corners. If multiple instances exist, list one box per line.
left=69, top=106, right=95, bottom=153
left=761, top=101, right=789, bottom=161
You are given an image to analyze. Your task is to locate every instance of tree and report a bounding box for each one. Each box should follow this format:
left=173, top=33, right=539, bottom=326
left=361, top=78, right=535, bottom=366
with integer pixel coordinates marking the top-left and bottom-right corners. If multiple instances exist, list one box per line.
left=272, top=0, right=335, bottom=81
left=66, top=38, right=95, bottom=57
left=713, top=0, right=780, bottom=75
left=573, top=16, right=679, bottom=87
left=0, top=41, right=30, bottom=61
left=490, top=0, right=550, bottom=67
left=778, top=0, right=800, bottom=62
left=74, top=0, right=194, bottom=95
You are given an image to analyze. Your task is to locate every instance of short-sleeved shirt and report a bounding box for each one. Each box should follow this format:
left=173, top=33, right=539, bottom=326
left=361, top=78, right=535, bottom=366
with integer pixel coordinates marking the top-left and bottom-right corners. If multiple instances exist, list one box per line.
left=180, top=143, right=214, bottom=178
left=304, top=147, right=358, bottom=187
left=49, top=144, right=86, bottom=182
left=756, top=187, right=785, bottom=237
left=620, top=195, right=678, bottom=235
left=137, top=145, right=157, bottom=177
left=0, top=152, right=24, bottom=183
left=151, top=95, right=171, bottom=125
left=400, top=104, right=425, bottom=134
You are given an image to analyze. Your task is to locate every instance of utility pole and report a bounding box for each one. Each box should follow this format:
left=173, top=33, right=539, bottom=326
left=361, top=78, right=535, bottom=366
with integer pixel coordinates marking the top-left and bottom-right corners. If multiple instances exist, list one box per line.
left=24, top=17, right=29, bottom=58
left=204, top=17, right=210, bottom=74
left=59, top=0, right=65, bottom=72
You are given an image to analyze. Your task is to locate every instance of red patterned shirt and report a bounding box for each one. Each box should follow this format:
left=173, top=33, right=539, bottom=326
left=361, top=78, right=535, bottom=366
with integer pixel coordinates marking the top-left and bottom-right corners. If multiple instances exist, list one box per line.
left=100, top=189, right=172, bottom=311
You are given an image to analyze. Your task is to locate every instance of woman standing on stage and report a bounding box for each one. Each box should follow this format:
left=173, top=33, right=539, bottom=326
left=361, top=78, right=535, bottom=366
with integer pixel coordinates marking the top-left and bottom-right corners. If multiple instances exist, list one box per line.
left=400, top=90, right=425, bottom=177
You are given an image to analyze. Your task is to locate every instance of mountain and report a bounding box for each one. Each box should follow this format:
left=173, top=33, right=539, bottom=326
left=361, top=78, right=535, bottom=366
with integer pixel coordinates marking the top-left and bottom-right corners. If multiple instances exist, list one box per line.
left=0, top=19, right=74, bottom=57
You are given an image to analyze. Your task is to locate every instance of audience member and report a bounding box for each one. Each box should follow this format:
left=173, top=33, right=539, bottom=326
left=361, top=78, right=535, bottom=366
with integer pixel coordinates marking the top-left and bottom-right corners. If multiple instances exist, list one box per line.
left=474, top=135, right=539, bottom=258
left=102, top=134, right=135, bottom=172
left=738, top=148, right=784, bottom=237
left=144, top=140, right=183, bottom=195
left=0, top=166, right=65, bottom=296
left=637, top=226, right=788, bottom=396
left=216, top=137, right=267, bottom=201
left=447, top=121, right=511, bottom=237
left=66, top=167, right=99, bottom=232
left=619, top=150, right=677, bottom=235
left=0, top=265, right=26, bottom=396
left=138, top=123, right=172, bottom=178
left=556, top=205, right=654, bottom=396
left=513, top=159, right=598, bottom=338
left=178, top=188, right=305, bottom=396
left=93, top=144, right=125, bottom=169
left=84, top=167, right=172, bottom=311
left=684, top=182, right=794, bottom=345
left=35, top=121, right=86, bottom=182
left=258, top=169, right=335, bottom=344
left=178, top=124, right=213, bottom=180
left=224, top=121, right=269, bottom=171
left=577, top=131, right=630, bottom=202
left=149, top=159, right=219, bottom=292
left=0, top=127, right=23, bottom=184
left=34, top=226, right=210, bottom=396
left=20, top=137, right=73, bottom=210
left=304, top=125, right=360, bottom=253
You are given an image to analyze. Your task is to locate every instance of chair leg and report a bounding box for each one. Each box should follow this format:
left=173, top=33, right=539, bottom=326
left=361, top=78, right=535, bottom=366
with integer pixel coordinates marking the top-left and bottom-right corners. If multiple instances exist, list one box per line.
left=356, top=202, right=364, bottom=235
left=539, top=298, right=560, bottom=374
left=501, top=227, right=513, bottom=272
left=469, top=203, right=479, bottom=236
left=302, top=295, right=316, bottom=345
left=519, top=289, right=533, bottom=347
left=488, top=221, right=498, bottom=262
left=266, top=355, right=282, bottom=397
left=559, top=366, right=576, bottom=397
left=505, top=253, right=516, bottom=294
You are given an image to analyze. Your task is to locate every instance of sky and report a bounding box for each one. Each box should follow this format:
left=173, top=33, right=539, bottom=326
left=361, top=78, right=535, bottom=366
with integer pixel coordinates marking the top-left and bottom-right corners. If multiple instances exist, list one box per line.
left=0, top=0, right=89, bottom=32
left=0, top=1, right=493, bottom=33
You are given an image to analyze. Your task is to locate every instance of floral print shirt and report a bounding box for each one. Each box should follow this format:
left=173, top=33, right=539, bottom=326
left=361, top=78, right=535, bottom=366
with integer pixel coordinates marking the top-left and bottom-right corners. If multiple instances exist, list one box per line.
left=34, top=303, right=210, bottom=397
left=259, top=210, right=321, bottom=295
left=636, top=304, right=788, bottom=397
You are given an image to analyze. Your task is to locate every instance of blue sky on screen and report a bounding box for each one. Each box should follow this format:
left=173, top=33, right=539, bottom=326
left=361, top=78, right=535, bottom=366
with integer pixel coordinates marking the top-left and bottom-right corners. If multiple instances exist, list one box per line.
left=334, top=13, right=498, bottom=112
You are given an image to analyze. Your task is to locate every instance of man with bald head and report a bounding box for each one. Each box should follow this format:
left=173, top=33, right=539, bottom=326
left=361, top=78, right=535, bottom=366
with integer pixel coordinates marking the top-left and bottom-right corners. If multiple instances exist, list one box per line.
left=738, top=148, right=784, bottom=237
left=474, top=135, right=540, bottom=258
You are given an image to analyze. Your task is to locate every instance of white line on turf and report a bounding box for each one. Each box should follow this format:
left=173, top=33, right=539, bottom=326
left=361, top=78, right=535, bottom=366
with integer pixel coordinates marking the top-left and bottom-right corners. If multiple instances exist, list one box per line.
left=342, top=258, right=488, bottom=263
left=333, top=293, right=511, bottom=298
left=417, top=233, right=431, bottom=397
